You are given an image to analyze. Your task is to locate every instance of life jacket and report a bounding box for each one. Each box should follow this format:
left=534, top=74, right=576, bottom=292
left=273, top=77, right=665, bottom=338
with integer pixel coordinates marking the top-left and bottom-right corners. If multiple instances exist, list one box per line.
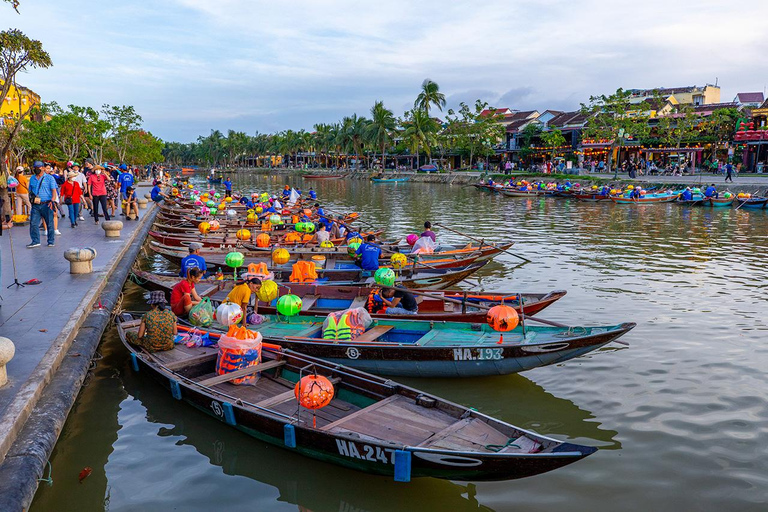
left=289, top=261, right=318, bottom=283
left=366, top=289, right=387, bottom=314
left=323, top=312, right=352, bottom=341
left=261, top=221, right=272, bottom=232
left=247, top=262, right=270, bottom=279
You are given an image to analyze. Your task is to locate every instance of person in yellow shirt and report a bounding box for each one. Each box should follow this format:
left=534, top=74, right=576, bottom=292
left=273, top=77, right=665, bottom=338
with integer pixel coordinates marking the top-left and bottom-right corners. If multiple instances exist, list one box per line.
left=225, top=276, right=262, bottom=325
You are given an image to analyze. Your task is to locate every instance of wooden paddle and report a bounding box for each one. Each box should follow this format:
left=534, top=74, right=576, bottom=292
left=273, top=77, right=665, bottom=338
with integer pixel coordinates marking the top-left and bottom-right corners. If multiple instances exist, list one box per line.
left=434, top=223, right=531, bottom=263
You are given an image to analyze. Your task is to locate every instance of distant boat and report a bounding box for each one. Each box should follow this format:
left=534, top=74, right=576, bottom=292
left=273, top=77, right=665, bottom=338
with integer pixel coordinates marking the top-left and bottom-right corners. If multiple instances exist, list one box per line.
left=303, top=174, right=345, bottom=179
left=372, top=177, right=409, bottom=183
left=418, top=164, right=438, bottom=173
left=207, top=177, right=222, bottom=184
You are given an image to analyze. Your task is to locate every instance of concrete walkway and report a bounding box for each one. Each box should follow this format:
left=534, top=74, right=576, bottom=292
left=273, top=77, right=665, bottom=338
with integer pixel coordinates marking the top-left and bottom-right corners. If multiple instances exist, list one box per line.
left=0, top=183, right=156, bottom=464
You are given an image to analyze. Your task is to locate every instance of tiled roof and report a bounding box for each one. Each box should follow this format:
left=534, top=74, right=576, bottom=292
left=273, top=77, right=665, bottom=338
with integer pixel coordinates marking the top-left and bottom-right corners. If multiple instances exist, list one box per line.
left=737, top=92, right=765, bottom=104
left=548, top=111, right=588, bottom=128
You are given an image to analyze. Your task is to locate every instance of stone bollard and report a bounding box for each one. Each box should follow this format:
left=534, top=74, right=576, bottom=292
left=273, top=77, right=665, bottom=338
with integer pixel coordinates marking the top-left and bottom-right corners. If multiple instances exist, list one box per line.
left=0, top=337, right=15, bottom=387
left=144, top=193, right=152, bottom=200
left=63, top=247, right=97, bottom=274
left=101, top=220, right=123, bottom=238
left=138, top=198, right=148, bottom=210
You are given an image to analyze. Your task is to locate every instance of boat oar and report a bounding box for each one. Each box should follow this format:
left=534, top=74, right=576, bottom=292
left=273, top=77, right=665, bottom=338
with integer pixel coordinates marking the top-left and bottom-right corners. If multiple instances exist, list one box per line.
left=434, top=223, right=531, bottom=263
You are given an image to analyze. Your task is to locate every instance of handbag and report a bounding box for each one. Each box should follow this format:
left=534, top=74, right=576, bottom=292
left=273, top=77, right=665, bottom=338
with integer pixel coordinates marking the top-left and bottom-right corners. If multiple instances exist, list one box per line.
left=64, top=197, right=73, bottom=205
left=30, top=175, right=45, bottom=204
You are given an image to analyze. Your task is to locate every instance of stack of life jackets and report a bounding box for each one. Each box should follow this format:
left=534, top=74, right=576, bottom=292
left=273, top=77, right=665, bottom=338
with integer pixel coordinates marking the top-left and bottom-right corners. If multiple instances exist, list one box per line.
left=322, top=308, right=371, bottom=342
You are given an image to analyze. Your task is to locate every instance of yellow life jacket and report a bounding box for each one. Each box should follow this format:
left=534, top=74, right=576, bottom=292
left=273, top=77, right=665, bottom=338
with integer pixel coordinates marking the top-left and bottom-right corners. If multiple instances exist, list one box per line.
left=323, top=312, right=352, bottom=341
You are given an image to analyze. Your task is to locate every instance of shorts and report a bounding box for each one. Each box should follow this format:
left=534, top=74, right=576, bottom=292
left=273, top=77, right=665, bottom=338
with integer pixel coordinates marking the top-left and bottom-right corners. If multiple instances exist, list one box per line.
left=172, top=295, right=191, bottom=317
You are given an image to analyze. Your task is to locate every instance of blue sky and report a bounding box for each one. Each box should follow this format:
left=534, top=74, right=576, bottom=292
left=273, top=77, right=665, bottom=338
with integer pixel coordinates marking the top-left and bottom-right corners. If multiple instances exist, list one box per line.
left=7, top=0, right=768, bottom=142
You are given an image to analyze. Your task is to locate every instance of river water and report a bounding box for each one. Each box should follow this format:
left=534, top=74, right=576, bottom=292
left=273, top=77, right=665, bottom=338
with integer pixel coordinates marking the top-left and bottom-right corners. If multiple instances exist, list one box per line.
left=32, top=176, right=768, bottom=511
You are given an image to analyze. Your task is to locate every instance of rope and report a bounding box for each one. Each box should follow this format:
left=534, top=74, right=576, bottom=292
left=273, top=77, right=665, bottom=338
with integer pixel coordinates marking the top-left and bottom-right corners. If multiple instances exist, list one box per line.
left=484, top=438, right=520, bottom=453
left=37, top=460, right=53, bottom=486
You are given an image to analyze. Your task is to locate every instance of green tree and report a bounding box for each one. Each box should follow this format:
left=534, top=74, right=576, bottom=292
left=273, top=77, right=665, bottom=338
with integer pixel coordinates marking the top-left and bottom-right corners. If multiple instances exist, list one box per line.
left=703, top=107, right=740, bottom=163
left=540, top=128, right=567, bottom=163
left=125, top=130, right=164, bottom=165
left=366, top=100, right=396, bottom=170
left=414, top=79, right=446, bottom=117
left=517, top=123, right=542, bottom=165
left=45, top=103, right=98, bottom=161
left=657, top=104, right=703, bottom=172
left=444, top=100, right=504, bottom=168
left=402, top=108, right=439, bottom=168
left=101, top=104, right=142, bottom=163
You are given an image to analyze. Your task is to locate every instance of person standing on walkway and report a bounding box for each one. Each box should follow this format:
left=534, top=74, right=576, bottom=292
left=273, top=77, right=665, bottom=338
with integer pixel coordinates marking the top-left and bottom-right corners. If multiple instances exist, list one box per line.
left=70, top=163, right=88, bottom=221
left=14, top=166, right=31, bottom=217
left=88, top=166, right=110, bottom=223
left=724, top=162, right=734, bottom=182
left=27, top=161, right=59, bottom=248
left=117, top=164, right=134, bottom=216
left=60, top=172, right=82, bottom=228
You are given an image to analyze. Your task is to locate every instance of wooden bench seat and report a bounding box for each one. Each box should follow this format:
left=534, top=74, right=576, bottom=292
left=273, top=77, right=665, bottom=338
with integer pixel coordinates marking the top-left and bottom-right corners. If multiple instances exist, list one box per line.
left=196, top=360, right=286, bottom=387
left=355, top=324, right=394, bottom=342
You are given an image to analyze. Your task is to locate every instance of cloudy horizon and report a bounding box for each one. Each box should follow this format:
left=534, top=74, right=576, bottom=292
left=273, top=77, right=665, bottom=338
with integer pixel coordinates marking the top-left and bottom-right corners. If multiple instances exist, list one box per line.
left=6, top=0, right=768, bottom=142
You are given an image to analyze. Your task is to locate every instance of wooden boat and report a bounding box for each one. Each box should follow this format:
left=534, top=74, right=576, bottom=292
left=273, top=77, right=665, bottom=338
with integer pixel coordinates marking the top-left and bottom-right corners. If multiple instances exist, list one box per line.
left=117, top=316, right=599, bottom=481
left=207, top=177, right=222, bottom=184
left=372, top=177, right=409, bottom=183
left=610, top=192, right=680, bottom=204
left=147, top=230, right=387, bottom=250
left=149, top=241, right=485, bottom=271
left=706, top=197, right=736, bottom=207
left=736, top=197, right=768, bottom=209
left=573, top=193, right=611, bottom=202
left=128, top=269, right=567, bottom=323
left=303, top=174, right=345, bottom=179
left=500, top=189, right=544, bottom=198
left=473, top=183, right=499, bottom=192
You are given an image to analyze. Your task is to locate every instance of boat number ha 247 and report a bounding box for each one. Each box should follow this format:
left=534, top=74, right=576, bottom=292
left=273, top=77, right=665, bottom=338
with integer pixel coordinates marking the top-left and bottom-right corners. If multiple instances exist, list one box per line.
left=337, top=439, right=395, bottom=464
left=453, top=348, right=503, bottom=361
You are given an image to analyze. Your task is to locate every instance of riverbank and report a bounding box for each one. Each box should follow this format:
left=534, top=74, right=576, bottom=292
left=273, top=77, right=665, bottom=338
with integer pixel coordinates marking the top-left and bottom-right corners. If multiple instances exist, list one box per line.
left=0, top=185, right=159, bottom=511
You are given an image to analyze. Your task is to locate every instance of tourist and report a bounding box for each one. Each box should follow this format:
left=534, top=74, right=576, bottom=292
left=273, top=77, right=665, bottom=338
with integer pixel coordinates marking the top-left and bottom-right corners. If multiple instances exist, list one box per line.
left=117, top=164, right=134, bottom=215
left=27, top=161, right=59, bottom=248
left=126, top=291, right=177, bottom=353
left=225, top=276, right=262, bottom=324
left=724, top=162, right=734, bottom=182
left=151, top=181, right=169, bottom=202
left=43, top=163, right=62, bottom=235
left=124, top=186, right=139, bottom=220
left=315, top=223, right=330, bottom=245
left=88, top=166, right=110, bottom=223
left=179, top=242, right=207, bottom=278
left=170, top=267, right=203, bottom=317
left=70, top=163, right=88, bottom=220
left=420, top=221, right=436, bottom=242
left=282, top=185, right=290, bottom=197
left=60, top=172, right=82, bottom=228
left=309, top=188, right=317, bottom=200
left=388, top=288, right=418, bottom=315
left=704, top=184, right=718, bottom=199
left=356, top=234, right=382, bottom=271
left=14, top=166, right=31, bottom=217
left=106, top=174, right=119, bottom=217
left=223, top=177, right=232, bottom=197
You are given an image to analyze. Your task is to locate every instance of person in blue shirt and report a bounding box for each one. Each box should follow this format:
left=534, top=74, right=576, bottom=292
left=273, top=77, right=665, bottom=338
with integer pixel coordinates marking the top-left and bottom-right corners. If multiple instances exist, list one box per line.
left=355, top=234, right=382, bottom=271
left=600, top=185, right=611, bottom=196
left=630, top=187, right=641, bottom=199
left=309, top=188, right=317, bottom=200
left=151, top=183, right=169, bottom=202
left=27, top=161, right=59, bottom=248
left=245, top=200, right=255, bottom=209
left=224, top=178, right=232, bottom=197
left=282, top=185, right=291, bottom=197
left=238, top=196, right=248, bottom=205
left=117, top=164, right=134, bottom=214
left=704, top=184, right=718, bottom=198
left=179, top=243, right=208, bottom=278
left=345, top=229, right=361, bottom=241
left=681, top=187, right=693, bottom=201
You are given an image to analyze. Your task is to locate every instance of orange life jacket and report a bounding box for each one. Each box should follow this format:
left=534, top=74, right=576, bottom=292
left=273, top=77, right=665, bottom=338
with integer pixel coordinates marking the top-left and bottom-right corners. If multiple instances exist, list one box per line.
left=366, top=289, right=387, bottom=314
left=289, top=261, right=318, bottom=283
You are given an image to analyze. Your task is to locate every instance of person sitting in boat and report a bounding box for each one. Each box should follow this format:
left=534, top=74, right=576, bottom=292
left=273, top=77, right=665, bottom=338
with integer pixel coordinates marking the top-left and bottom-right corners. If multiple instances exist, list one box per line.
left=681, top=187, right=693, bottom=201
left=179, top=242, right=208, bottom=278
left=366, top=288, right=391, bottom=314
left=282, top=185, right=291, bottom=197
left=309, top=188, right=317, bottom=200
left=356, top=234, right=382, bottom=271
left=171, top=268, right=203, bottom=318
left=600, top=185, right=611, bottom=196
left=238, top=196, right=249, bottom=206
left=421, top=221, right=436, bottom=242
left=387, top=288, right=418, bottom=315
left=630, top=187, right=642, bottom=199
left=315, top=223, right=331, bottom=245
left=705, top=184, right=718, bottom=198
left=128, top=292, right=178, bottom=352
left=519, top=183, right=529, bottom=191
left=487, top=178, right=494, bottom=186
left=225, top=276, right=262, bottom=325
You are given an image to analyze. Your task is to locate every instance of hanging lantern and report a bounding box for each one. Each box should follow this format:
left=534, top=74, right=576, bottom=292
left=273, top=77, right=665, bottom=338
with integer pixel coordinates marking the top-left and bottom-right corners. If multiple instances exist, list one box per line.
left=390, top=253, right=408, bottom=269
left=320, top=240, right=335, bottom=248
left=216, top=301, right=243, bottom=326
left=347, top=242, right=361, bottom=256
left=256, top=206, right=263, bottom=214
left=294, top=374, right=335, bottom=409
left=199, top=221, right=211, bottom=235
left=374, top=268, right=396, bottom=287
left=487, top=304, right=519, bottom=332
left=255, top=280, right=279, bottom=303
left=209, top=220, right=220, bottom=231
left=406, top=234, right=419, bottom=246
left=246, top=213, right=258, bottom=224
left=277, top=294, right=302, bottom=316
left=226, top=209, right=237, bottom=218
left=236, top=229, right=251, bottom=241
left=225, top=196, right=233, bottom=203
left=210, top=208, right=218, bottom=216
left=255, top=233, right=271, bottom=248
left=214, top=193, right=221, bottom=199
left=269, top=214, right=282, bottom=225
left=225, top=251, right=245, bottom=268
left=206, top=200, right=215, bottom=207
left=272, top=248, right=290, bottom=265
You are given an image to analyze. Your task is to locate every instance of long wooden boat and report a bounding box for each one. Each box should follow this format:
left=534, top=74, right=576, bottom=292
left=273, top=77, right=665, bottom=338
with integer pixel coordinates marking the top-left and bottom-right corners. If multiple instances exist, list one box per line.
left=303, top=174, right=345, bottom=179
left=128, top=269, right=567, bottom=322
left=147, top=230, right=392, bottom=251
left=372, top=178, right=409, bottom=183
left=207, top=177, right=222, bottom=184
left=117, top=316, right=599, bottom=481
left=706, top=197, right=736, bottom=207
left=500, top=189, right=544, bottom=198
left=610, top=193, right=680, bottom=204
left=473, top=184, right=499, bottom=192
left=736, top=197, right=768, bottom=209
left=573, top=193, right=611, bottom=202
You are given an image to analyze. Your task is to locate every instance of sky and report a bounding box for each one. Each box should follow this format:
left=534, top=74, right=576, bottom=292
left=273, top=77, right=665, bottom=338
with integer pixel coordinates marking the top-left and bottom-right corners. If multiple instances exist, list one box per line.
left=5, top=0, right=768, bottom=142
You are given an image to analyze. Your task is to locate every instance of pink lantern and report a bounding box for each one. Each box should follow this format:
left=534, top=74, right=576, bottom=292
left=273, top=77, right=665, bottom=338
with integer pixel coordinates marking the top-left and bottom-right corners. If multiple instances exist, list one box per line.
left=195, top=200, right=202, bottom=206
left=406, top=234, right=419, bottom=246
left=201, top=206, right=210, bottom=216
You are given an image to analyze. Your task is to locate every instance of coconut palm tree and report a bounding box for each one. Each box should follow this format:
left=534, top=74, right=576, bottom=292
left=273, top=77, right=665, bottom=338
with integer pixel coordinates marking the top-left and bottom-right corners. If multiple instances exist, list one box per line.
left=414, top=79, right=446, bottom=117
left=402, top=108, right=438, bottom=168
left=367, top=100, right=396, bottom=170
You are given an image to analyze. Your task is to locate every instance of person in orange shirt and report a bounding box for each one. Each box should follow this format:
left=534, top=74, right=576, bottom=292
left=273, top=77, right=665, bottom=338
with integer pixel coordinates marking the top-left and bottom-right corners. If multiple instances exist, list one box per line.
left=14, top=167, right=31, bottom=215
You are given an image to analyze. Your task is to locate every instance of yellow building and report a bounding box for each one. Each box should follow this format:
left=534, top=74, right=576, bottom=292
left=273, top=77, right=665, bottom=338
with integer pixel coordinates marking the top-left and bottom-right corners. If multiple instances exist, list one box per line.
left=0, top=79, right=41, bottom=123
left=629, top=85, right=721, bottom=108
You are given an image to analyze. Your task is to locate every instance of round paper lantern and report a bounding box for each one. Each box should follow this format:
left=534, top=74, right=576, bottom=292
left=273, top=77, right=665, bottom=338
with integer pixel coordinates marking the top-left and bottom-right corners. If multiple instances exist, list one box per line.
left=303, top=209, right=312, bottom=217
left=206, top=200, right=215, bottom=207
left=225, top=196, right=233, bottom=203
left=487, top=304, right=519, bottom=332
left=225, top=251, right=245, bottom=268
left=216, top=301, right=243, bottom=326
left=277, top=294, right=302, bottom=316
left=320, top=240, right=335, bottom=248
left=236, top=229, right=251, bottom=240
left=210, top=208, right=218, bottom=216
left=172, top=188, right=179, bottom=196
left=272, top=248, right=290, bottom=265
left=226, top=209, right=237, bottom=218
left=347, top=242, right=361, bottom=255
left=269, top=214, right=281, bottom=225
left=214, top=193, right=221, bottom=199
left=256, top=206, right=263, bottom=214
left=406, top=233, right=419, bottom=246
left=294, top=374, right=335, bottom=409
left=348, top=237, right=363, bottom=246
left=285, top=232, right=303, bottom=243
left=256, top=280, right=278, bottom=303
left=188, top=184, right=194, bottom=189
left=302, top=222, right=315, bottom=233
left=218, top=203, right=227, bottom=210
left=199, top=221, right=211, bottom=235
left=194, top=200, right=202, bottom=206
left=209, top=220, right=220, bottom=231
left=390, top=253, right=408, bottom=269
left=255, top=233, right=271, bottom=247
left=374, top=268, right=396, bottom=287
left=246, top=213, right=258, bottom=224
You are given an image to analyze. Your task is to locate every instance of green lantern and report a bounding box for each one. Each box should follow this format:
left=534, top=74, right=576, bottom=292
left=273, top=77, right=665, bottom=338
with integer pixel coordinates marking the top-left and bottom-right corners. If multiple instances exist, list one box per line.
left=214, top=193, right=221, bottom=199
left=303, top=222, right=315, bottom=233
left=206, top=200, right=215, bottom=207
left=374, top=267, right=396, bottom=287
left=210, top=208, right=218, bottom=216
left=276, top=294, right=302, bottom=317
left=225, top=251, right=245, bottom=268
left=269, top=214, right=282, bottom=225
left=347, top=242, right=361, bottom=257
left=295, top=222, right=306, bottom=233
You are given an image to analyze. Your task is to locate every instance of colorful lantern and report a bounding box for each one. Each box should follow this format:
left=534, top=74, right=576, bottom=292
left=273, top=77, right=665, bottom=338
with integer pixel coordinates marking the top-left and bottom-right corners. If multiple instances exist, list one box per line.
left=320, top=240, right=335, bottom=248
left=272, top=248, right=290, bottom=265
left=390, top=253, right=408, bottom=269
left=374, top=268, right=396, bottom=287
left=277, top=294, right=302, bottom=316
left=225, top=251, right=245, bottom=268
left=255, top=233, right=271, bottom=247
left=210, top=208, right=218, bottom=216
left=294, top=374, right=335, bottom=410
left=255, top=280, right=278, bottom=303
left=236, top=229, right=251, bottom=240
left=269, top=214, right=282, bottom=225
left=216, top=301, right=243, bottom=326
left=209, top=220, right=220, bottom=231
left=247, top=213, right=258, bottom=224
left=487, top=304, right=519, bottom=332
left=199, top=221, right=211, bottom=235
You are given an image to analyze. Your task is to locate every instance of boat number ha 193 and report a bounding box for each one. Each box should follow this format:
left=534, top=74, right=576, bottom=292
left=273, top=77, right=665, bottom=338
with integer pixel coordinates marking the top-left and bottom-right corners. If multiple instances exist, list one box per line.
left=336, top=439, right=395, bottom=464
left=453, top=348, right=503, bottom=361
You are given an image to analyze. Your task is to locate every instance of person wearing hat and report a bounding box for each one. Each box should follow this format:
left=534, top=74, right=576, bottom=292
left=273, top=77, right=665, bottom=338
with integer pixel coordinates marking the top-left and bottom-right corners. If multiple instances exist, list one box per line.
left=225, top=276, right=262, bottom=326
left=87, top=165, right=110, bottom=223
left=60, top=171, right=83, bottom=228
left=179, top=242, right=208, bottom=278
left=27, top=160, right=59, bottom=248
left=14, top=166, right=31, bottom=217
left=69, top=163, right=88, bottom=219
left=117, top=164, right=134, bottom=216
left=126, top=291, right=177, bottom=352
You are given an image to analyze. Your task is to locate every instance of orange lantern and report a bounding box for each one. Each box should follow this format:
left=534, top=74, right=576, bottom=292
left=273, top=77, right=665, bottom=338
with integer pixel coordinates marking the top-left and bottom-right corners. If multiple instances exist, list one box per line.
left=198, top=221, right=210, bottom=234
left=255, top=233, right=271, bottom=248
left=487, top=304, right=519, bottom=332
left=272, top=248, right=290, bottom=265
left=209, top=220, right=220, bottom=231
left=294, top=374, right=334, bottom=410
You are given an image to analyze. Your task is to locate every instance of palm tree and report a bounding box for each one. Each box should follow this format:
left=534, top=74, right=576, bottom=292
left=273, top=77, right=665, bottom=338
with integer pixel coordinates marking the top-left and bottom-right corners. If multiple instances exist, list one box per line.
left=402, top=109, right=438, bottom=169
left=414, top=79, right=446, bottom=117
left=342, top=114, right=369, bottom=170
left=367, top=101, right=396, bottom=170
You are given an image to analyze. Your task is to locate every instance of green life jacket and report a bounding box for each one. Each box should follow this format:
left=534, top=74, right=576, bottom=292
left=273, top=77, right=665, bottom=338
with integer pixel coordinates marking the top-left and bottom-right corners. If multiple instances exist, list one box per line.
left=323, top=312, right=352, bottom=341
